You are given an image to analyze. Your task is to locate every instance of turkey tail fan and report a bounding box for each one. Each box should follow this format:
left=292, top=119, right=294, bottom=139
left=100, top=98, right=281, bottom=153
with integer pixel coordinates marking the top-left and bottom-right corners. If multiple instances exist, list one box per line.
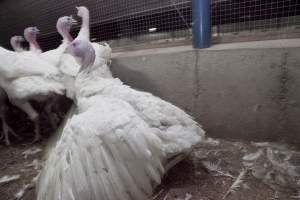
left=37, top=97, right=165, bottom=200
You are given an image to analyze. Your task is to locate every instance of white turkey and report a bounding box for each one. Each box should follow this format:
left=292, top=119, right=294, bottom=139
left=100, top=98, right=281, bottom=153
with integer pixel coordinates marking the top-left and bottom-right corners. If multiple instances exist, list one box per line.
left=75, top=6, right=205, bottom=166
left=10, top=36, right=26, bottom=52
left=37, top=6, right=204, bottom=200
left=37, top=38, right=165, bottom=200
left=0, top=36, right=64, bottom=142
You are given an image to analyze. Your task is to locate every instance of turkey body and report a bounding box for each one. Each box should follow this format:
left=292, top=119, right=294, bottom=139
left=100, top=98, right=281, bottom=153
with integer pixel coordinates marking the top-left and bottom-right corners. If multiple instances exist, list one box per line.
left=37, top=68, right=165, bottom=200
left=76, top=39, right=203, bottom=159
left=0, top=47, right=58, bottom=79
left=76, top=58, right=204, bottom=159
left=0, top=47, right=65, bottom=103
left=38, top=6, right=204, bottom=200
left=79, top=38, right=204, bottom=157
left=39, top=42, right=80, bottom=77
left=0, top=46, right=65, bottom=140
left=38, top=56, right=204, bottom=200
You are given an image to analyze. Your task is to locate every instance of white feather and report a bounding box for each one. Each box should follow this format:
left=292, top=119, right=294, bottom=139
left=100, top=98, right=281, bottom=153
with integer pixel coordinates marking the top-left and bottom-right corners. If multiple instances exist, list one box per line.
left=0, top=47, right=59, bottom=79
left=223, top=169, right=247, bottom=199
left=37, top=96, right=164, bottom=200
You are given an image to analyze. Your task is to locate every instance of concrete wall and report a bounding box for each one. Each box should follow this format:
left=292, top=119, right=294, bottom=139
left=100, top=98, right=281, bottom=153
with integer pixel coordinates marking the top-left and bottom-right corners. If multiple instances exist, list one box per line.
left=111, top=39, right=300, bottom=145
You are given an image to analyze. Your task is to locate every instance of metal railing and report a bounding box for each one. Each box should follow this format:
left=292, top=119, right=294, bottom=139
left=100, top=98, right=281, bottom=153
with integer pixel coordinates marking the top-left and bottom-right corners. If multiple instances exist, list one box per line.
left=0, top=0, right=299, bottom=50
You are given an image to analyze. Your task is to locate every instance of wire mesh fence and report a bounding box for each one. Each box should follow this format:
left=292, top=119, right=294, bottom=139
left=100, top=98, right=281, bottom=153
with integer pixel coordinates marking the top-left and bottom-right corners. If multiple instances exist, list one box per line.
left=0, top=0, right=299, bottom=51
left=211, top=0, right=300, bottom=43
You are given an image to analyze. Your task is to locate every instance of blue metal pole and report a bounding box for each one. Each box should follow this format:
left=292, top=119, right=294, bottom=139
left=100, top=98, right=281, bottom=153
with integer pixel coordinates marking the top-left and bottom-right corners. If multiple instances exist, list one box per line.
left=192, top=0, right=211, bottom=48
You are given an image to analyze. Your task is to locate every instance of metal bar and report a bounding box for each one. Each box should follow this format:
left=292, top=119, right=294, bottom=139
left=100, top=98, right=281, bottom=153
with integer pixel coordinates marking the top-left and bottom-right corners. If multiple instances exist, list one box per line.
left=192, top=0, right=211, bottom=48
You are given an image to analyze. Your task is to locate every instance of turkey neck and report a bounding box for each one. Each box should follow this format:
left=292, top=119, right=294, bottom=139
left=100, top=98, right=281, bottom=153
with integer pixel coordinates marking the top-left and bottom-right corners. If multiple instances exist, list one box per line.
left=65, top=34, right=73, bottom=43
left=77, top=10, right=90, bottom=41
left=61, top=30, right=73, bottom=44
left=10, top=41, right=18, bottom=52
left=29, top=39, right=41, bottom=53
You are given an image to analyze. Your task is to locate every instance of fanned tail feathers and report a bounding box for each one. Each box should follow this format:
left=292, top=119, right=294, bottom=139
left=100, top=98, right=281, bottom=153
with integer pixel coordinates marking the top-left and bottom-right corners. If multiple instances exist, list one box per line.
left=37, top=104, right=165, bottom=200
